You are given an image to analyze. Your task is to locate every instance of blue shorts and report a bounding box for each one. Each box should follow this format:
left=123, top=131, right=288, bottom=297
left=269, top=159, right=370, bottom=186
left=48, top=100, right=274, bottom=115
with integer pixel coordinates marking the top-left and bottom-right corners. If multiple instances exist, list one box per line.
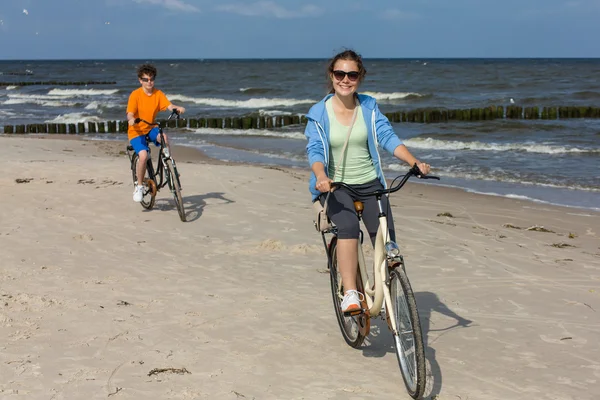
left=129, top=127, right=160, bottom=154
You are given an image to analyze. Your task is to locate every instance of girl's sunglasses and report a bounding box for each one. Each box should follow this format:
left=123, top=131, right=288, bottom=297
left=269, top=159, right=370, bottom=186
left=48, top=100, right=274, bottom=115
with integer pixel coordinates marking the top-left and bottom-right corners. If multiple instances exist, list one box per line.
left=140, top=77, right=155, bottom=82
left=332, top=70, right=360, bottom=81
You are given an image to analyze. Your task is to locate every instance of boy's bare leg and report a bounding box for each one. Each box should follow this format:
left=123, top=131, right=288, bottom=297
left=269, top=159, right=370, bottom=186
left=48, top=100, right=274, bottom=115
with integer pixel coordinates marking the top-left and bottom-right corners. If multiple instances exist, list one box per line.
left=136, top=150, right=148, bottom=184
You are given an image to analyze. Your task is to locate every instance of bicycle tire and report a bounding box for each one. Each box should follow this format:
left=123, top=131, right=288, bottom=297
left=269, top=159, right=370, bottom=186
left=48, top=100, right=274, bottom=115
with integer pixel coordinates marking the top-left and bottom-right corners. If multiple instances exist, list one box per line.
left=328, top=237, right=368, bottom=348
left=132, top=154, right=156, bottom=210
left=389, top=267, right=426, bottom=399
left=166, top=160, right=186, bottom=222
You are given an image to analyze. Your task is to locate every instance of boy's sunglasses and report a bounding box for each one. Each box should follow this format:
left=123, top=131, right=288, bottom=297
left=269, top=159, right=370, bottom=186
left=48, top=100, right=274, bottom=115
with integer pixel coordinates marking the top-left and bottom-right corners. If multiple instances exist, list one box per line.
left=140, top=77, right=155, bottom=82
left=332, top=70, right=360, bottom=81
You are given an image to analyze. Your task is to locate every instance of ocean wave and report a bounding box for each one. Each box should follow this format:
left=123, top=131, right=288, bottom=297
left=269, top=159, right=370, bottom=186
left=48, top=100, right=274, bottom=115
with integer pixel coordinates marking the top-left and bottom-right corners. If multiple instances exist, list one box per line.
left=7, top=93, right=64, bottom=100
left=3, top=96, right=78, bottom=107
left=386, top=163, right=600, bottom=192
left=188, top=127, right=305, bottom=140
left=258, top=109, right=293, bottom=116
left=85, top=101, right=101, bottom=110
left=362, top=91, right=425, bottom=101
left=239, top=87, right=277, bottom=95
left=5, top=86, right=18, bottom=90
left=84, top=101, right=120, bottom=110
left=404, top=137, right=597, bottom=154
left=3, top=92, right=118, bottom=108
left=45, top=113, right=103, bottom=124
left=47, top=88, right=119, bottom=96
left=0, top=110, right=18, bottom=117
left=168, top=94, right=314, bottom=108
left=466, top=190, right=598, bottom=211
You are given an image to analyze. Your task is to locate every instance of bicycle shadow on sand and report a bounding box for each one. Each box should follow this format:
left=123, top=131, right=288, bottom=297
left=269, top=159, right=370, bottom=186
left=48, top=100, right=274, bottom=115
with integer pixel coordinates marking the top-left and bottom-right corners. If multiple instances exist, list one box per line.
left=360, top=291, right=472, bottom=398
left=152, top=192, right=234, bottom=222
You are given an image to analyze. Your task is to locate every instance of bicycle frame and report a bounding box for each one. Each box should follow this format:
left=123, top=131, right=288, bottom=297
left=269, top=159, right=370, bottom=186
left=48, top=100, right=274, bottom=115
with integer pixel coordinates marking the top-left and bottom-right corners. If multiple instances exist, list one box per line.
left=326, top=165, right=439, bottom=331
left=125, top=131, right=166, bottom=187
left=129, top=112, right=181, bottom=191
left=355, top=198, right=400, bottom=331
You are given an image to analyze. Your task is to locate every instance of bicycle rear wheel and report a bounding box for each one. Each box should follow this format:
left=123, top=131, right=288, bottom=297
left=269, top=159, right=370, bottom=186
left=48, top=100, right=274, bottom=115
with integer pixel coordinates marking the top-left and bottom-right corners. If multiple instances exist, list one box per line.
left=166, top=159, right=186, bottom=222
left=389, top=267, right=426, bottom=399
left=132, top=154, right=156, bottom=210
left=329, top=237, right=368, bottom=348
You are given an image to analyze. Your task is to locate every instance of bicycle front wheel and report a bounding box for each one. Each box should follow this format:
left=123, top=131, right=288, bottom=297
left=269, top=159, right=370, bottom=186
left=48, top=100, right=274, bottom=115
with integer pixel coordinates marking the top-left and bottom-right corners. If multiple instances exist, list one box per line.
left=166, top=160, right=186, bottom=222
left=329, top=238, right=368, bottom=348
left=389, top=267, right=426, bottom=399
left=132, top=154, right=156, bottom=210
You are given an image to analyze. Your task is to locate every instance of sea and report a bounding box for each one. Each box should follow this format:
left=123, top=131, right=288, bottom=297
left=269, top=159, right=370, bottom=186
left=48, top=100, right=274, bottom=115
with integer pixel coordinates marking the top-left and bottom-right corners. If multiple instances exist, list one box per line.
left=1, top=59, right=598, bottom=210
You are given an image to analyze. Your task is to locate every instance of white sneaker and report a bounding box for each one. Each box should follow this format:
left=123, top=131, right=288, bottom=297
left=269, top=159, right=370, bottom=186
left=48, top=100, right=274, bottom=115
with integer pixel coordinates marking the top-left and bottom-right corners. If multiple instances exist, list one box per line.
left=341, top=290, right=363, bottom=313
left=133, top=183, right=144, bottom=202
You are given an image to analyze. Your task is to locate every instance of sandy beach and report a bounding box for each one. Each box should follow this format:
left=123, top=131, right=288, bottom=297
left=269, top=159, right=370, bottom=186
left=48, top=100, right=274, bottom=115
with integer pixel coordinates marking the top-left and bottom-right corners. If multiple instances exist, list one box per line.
left=1, top=135, right=599, bottom=400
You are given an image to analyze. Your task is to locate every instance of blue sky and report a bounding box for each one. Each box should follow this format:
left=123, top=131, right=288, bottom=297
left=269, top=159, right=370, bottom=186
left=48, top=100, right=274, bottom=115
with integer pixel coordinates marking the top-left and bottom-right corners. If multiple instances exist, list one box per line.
left=1, top=0, right=599, bottom=59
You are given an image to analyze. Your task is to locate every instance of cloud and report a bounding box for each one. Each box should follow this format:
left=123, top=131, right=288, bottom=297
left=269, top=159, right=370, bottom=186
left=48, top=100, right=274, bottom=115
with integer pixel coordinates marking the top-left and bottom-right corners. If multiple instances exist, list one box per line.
left=380, top=9, right=419, bottom=20
left=132, top=0, right=199, bottom=12
left=216, top=1, right=322, bottom=18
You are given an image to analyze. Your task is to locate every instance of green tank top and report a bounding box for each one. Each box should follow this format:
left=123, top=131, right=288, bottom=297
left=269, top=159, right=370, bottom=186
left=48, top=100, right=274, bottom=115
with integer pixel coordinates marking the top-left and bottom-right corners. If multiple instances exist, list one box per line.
left=327, top=99, right=377, bottom=184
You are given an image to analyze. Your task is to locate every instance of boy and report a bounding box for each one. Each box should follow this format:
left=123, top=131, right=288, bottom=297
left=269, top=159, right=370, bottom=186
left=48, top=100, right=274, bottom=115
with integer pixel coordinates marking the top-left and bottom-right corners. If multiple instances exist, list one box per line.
left=126, top=64, right=185, bottom=202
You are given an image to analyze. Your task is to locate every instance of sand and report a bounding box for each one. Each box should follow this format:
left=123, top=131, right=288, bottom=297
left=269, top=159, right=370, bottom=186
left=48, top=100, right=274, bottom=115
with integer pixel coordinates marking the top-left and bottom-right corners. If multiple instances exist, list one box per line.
left=1, top=135, right=599, bottom=399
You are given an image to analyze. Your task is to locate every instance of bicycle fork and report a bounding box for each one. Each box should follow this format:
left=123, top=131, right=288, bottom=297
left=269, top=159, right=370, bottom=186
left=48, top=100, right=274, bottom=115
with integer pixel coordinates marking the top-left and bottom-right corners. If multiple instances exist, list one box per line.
left=377, top=214, right=404, bottom=336
left=163, top=157, right=182, bottom=191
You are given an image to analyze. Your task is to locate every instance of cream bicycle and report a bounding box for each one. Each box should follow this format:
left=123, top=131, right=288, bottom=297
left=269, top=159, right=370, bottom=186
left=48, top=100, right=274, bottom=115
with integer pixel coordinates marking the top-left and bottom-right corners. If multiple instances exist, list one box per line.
left=321, top=165, right=439, bottom=399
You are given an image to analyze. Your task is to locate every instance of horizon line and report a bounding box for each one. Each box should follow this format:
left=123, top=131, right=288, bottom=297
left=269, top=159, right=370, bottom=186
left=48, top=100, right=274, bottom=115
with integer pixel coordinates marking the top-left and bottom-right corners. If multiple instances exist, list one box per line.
left=2, top=56, right=600, bottom=62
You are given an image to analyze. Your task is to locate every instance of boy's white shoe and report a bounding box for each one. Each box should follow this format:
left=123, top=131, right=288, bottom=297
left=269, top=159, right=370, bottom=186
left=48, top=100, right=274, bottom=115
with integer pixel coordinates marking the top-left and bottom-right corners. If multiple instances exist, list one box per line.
left=133, top=184, right=144, bottom=202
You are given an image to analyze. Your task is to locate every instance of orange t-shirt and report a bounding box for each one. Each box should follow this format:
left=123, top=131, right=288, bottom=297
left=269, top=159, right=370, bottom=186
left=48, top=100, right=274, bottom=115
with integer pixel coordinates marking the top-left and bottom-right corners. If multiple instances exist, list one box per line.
left=126, top=88, right=171, bottom=140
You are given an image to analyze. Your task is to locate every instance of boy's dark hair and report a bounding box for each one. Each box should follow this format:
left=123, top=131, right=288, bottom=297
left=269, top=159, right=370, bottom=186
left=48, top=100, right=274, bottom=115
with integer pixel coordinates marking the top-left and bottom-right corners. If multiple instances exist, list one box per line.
left=326, top=49, right=367, bottom=93
left=137, top=64, right=157, bottom=79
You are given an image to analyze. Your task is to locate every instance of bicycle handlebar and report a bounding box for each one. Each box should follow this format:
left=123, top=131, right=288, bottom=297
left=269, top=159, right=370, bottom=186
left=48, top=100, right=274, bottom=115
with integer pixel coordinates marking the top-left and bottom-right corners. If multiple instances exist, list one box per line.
left=133, top=109, right=180, bottom=127
left=330, top=164, right=440, bottom=198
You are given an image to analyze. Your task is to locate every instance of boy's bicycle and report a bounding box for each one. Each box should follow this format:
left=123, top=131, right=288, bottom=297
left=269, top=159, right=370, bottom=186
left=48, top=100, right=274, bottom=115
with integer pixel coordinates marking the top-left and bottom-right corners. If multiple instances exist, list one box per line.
left=320, top=165, right=439, bottom=399
left=126, top=110, right=186, bottom=222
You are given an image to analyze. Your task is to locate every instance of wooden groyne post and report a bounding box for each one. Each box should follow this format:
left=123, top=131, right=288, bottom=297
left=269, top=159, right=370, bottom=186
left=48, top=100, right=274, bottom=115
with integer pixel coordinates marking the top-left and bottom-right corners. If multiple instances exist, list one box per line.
left=5, top=105, right=600, bottom=134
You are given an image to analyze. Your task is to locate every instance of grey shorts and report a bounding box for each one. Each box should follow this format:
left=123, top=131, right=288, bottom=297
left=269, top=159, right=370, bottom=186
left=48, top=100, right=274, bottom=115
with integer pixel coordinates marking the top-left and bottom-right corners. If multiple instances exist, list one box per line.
left=318, top=179, right=396, bottom=244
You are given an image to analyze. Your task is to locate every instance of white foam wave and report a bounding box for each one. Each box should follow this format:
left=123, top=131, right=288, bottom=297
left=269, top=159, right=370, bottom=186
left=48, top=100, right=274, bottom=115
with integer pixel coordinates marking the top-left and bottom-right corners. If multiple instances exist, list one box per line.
left=386, top=164, right=600, bottom=192
left=0, top=110, right=18, bottom=117
left=189, top=127, right=305, bottom=140
left=7, top=93, right=66, bottom=101
left=4, top=96, right=77, bottom=107
left=85, top=101, right=120, bottom=109
left=45, top=113, right=103, bottom=124
left=405, top=137, right=596, bottom=154
left=362, top=91, right=423, bottom=101
left=5, top=86, right=17, bottom=90
left=3, top=93, right=119, bottom=108
left=258, top=109, right=293, bottom=116
left=167, top=94, right=314, bottom=108
left=47, top=88, right=119, bottom=96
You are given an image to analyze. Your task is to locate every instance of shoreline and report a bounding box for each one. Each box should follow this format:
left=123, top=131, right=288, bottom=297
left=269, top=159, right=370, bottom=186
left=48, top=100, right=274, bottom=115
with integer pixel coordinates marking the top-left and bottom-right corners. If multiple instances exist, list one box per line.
left=4, top=133, right=597, bottom=215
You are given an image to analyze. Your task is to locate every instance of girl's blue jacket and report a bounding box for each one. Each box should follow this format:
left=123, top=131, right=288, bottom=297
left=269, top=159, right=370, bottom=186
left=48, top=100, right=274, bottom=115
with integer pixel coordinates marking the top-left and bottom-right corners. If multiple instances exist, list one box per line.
left=304, top=93, right=403, bottom=201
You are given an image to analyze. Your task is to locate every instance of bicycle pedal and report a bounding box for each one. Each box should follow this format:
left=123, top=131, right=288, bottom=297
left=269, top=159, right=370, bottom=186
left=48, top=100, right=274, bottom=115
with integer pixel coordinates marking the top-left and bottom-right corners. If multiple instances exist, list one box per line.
left=343, top=308, right=365, bottom=317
